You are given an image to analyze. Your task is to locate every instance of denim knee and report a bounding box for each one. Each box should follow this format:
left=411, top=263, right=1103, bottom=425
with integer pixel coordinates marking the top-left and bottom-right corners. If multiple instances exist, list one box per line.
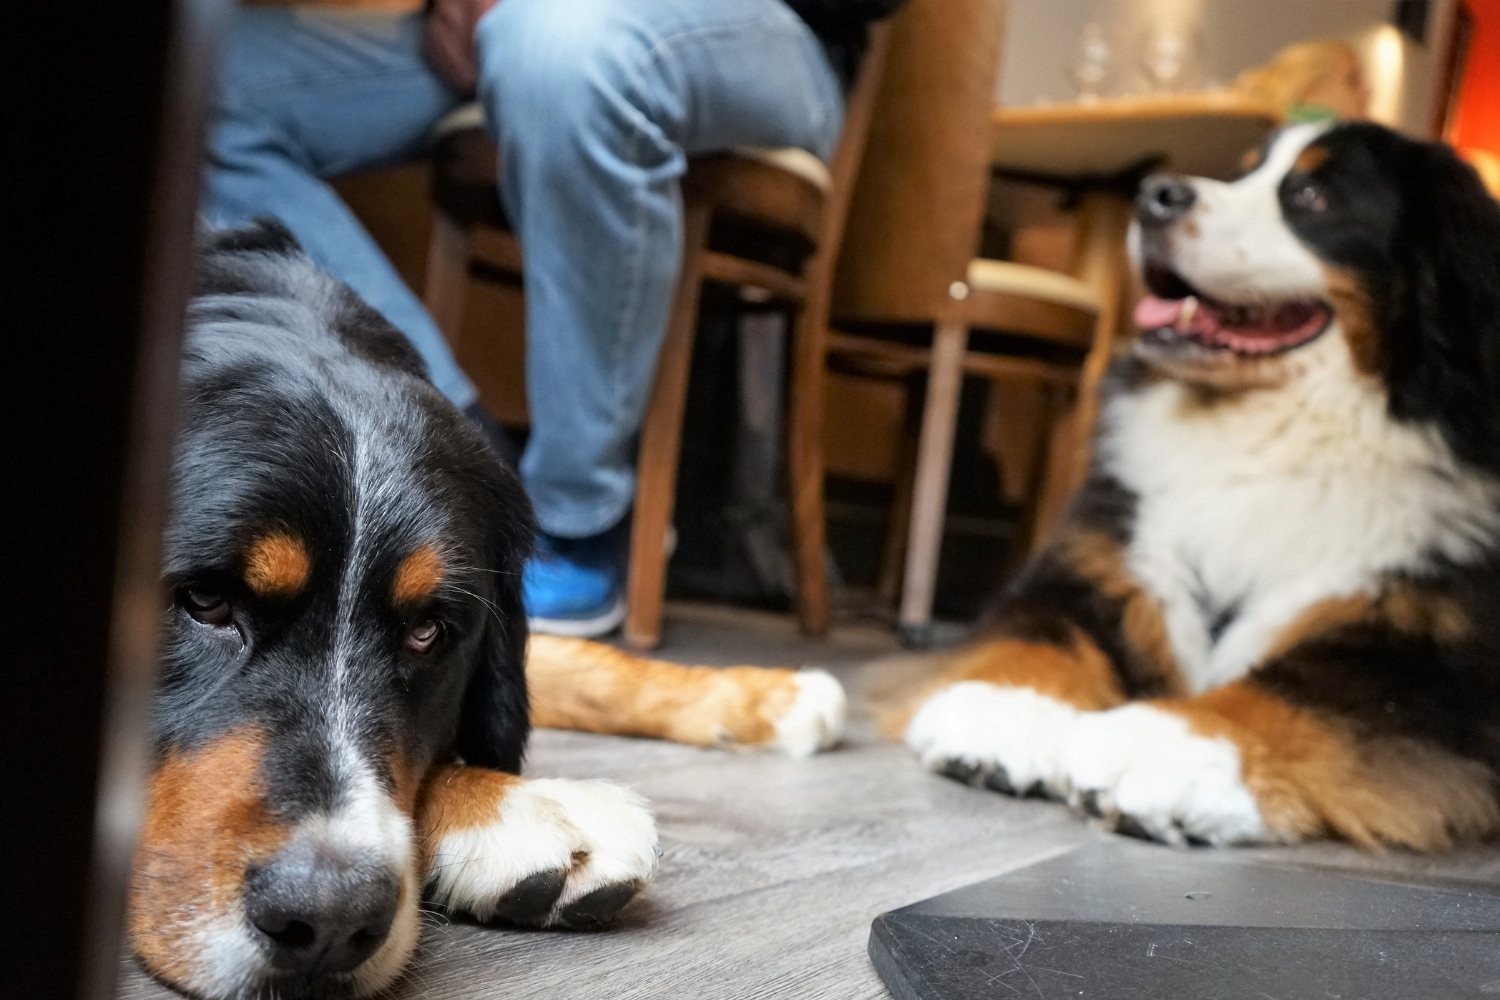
left=475, top=0, right=671, bottom=146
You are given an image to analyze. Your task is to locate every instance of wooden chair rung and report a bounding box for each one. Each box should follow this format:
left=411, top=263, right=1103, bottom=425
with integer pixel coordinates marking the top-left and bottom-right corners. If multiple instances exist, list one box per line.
left=701, top=252, right=807, bottom=303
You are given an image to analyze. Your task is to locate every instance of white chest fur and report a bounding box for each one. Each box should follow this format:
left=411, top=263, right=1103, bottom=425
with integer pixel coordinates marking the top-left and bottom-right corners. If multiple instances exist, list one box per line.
left=1101, top=338, right=1500, bottom=692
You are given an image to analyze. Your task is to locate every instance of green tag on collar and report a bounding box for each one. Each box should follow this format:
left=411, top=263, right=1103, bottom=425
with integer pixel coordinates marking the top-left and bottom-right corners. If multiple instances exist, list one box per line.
left=1287, top=102, right=1339, bottom=123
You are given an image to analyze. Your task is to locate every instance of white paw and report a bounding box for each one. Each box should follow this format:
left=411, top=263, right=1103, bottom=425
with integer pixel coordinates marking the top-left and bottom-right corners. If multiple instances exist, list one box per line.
left=903, top=682, right=1082, bottom=798
left=1062, top=704, right=1272, bottom=846
left=425, top=778, right=659, bottom=927
left=773, top=669, right=847, bottom=757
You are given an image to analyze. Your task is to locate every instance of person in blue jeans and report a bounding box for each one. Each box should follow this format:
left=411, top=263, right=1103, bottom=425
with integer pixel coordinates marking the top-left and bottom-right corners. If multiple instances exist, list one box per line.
left=203, top=0, right=898, bottom=637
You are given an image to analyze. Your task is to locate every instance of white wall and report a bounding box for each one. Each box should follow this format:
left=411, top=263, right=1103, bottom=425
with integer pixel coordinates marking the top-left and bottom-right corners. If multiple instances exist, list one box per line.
left=998, top=0, right=1457, bottom=136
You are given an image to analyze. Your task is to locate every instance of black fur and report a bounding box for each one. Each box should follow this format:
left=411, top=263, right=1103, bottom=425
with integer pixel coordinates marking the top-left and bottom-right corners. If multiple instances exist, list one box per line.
left=159, top=221, right=534, bottom=817
left=982, top=470, right=1179, bottom=699
left=1282, top=123, right=1500, bottom=473
left=1259, top=555, right=1500, bottom=773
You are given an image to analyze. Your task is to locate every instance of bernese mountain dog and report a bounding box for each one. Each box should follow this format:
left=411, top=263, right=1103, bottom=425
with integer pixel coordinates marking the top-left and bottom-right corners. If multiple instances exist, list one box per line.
left=900, top=122, right=1500, bottom=851
left=132, top=223, right=844, bottom=999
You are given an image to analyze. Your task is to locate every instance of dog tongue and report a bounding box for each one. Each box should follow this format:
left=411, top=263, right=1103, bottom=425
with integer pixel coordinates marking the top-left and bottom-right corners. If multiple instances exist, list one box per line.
left=1135, top=295, right=1185, bottom=331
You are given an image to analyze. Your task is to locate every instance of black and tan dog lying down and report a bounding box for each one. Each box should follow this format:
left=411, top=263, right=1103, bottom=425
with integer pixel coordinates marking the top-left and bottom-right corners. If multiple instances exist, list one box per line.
left=899, top=122, right=1500, bottom=852
left=135, top=223, right=845, bottom=999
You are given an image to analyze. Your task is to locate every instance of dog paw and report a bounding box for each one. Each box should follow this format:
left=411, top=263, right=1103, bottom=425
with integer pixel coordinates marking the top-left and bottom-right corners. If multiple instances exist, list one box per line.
left=424, top=778, right=659, bottom=928
left=768, top=669, right=847, bottom=757
left=904, top=682, right=1083, bottom=799
left=1061, top=704, right=1272, bottom=847
left=710, top=666, right=846, bottom=756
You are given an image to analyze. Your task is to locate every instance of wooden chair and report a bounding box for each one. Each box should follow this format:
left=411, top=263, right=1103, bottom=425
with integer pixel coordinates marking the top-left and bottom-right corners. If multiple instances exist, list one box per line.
left=422, top=27, right=890, bottom=649
left=829, top=0, right=1126, bottom=646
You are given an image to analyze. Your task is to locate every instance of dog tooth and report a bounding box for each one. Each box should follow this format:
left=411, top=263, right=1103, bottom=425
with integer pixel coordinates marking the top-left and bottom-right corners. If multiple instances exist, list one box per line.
left=1177, top=296, right=1199, bottom=330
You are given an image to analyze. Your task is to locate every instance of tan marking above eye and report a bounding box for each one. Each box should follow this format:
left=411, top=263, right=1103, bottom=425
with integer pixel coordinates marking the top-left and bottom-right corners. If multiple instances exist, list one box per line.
left=1239, top=145, right=1265, bottom=174
left=393, top=545, right=445, bottom=605
left=243, top=532, right=311, bottom=597
left=1294, top=145, right=1331, bottom=174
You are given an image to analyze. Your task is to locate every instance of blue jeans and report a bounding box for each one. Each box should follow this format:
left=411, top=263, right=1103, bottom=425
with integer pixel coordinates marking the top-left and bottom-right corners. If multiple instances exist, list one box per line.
left=204, top=0, right=844, bottom=538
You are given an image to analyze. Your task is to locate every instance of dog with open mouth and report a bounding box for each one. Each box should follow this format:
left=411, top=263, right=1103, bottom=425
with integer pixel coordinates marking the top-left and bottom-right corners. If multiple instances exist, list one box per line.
left=897, top=121, right=1500, bottom=850
left=131, top=222, right=845, bottom=999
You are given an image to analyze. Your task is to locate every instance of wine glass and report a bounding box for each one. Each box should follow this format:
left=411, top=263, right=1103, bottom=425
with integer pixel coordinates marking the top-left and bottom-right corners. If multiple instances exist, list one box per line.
left=1068, top=22, right=1113, bottom=103
left=1138, top=25, right=1203, bottom=95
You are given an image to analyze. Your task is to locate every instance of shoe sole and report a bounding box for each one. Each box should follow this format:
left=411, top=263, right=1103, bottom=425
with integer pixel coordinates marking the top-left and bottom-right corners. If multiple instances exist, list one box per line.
left=528, top=595, right=627, bottom=639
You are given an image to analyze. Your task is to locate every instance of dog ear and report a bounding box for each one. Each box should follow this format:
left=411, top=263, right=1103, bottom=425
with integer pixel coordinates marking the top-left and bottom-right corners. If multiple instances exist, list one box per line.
left=455, top=456, right=534, bottom=774
left=1387, top=139, right=1500, bottom=473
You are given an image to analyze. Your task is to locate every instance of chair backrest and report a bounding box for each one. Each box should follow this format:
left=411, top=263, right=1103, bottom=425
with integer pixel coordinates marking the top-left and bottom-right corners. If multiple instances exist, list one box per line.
left=816, top=23, right=892, bottom=248
left=797, top=21, right=893, bottom=305
left=832, top=0, right=1008, bottom=326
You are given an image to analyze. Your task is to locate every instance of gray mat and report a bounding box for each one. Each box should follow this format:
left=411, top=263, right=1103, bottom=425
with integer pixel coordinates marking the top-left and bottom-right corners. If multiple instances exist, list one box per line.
left=870, top=840, right=1500, bottom=999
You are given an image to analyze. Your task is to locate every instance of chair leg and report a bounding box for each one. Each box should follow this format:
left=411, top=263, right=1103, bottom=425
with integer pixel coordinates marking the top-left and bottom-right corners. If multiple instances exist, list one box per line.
left=425, top=210, right=472, bottom=349
left=1036, top=285, right=1120, bottom=538
left=896, top=321, right=969, bottom=647
left=875, top=378, right=920, bottom=608
left=1066, top=192, right=1130, bottom=493
left=623, top=201, right=712, bottom=650
left=787, top=299, right=832, bottom=639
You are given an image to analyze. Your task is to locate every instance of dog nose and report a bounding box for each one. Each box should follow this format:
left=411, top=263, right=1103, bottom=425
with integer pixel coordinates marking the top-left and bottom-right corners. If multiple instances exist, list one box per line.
left=244, top=844, right=399, bottom=975
left=1137, top=174, right=1197, bottom=226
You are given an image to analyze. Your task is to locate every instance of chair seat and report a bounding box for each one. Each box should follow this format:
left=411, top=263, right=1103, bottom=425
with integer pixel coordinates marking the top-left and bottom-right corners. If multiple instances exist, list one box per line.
left=429, top=102, right=830, bottom=242
left=966, top=259, right=1101, bottom=314
left=962, top=258, right=1103, bottom=349
left=725, top=147, right=831, bottom=194
left=831, top=258, right=1103, bottom=358
left=430, top=101, right=486, bottom=142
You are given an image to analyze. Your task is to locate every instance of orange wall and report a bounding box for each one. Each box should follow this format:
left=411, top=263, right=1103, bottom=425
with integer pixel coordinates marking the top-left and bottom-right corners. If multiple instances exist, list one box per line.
left=1451, top=0, right=1500, bottom=154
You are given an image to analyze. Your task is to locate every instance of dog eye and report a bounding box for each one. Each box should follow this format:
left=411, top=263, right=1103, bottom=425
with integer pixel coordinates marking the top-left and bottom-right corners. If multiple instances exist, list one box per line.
left=406, top=619, right=442, bottom=654
left=1291, top=182, right=1328, bottom=212
left=180, top=587, right=232, bottom=627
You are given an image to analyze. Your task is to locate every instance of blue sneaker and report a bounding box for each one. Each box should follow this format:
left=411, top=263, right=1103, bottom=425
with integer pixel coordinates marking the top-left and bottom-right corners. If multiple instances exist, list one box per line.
left=523, top=525, right=627, bottom=638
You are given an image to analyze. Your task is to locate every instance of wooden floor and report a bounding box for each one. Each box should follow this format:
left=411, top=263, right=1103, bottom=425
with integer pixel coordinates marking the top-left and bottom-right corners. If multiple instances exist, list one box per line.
left=118, top=604, right=1500, bottom=1000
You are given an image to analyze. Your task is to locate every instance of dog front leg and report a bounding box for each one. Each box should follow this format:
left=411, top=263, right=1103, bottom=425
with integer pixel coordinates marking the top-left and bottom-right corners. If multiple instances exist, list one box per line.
left=902, top=526, right=1187, bottom=798
left=1061, top=591, right=1500, bottom=849
left=526, top=636, right=845, bottom=756
left=416, top=765, right=660, bottom=928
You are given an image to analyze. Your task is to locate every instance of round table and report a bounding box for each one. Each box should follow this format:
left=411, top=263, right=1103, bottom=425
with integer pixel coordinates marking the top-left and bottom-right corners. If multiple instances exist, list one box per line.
left=991, top=91, right=1284, bottom=182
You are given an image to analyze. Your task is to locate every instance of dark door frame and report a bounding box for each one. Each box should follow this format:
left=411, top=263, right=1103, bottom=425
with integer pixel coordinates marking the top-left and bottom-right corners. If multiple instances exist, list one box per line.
left=10, top=2, right=227, bottom=996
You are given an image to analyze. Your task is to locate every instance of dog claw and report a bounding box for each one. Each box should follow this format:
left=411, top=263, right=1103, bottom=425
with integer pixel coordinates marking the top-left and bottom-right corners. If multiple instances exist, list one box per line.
left=939, top=759, right=982, bottom=785
left=489, top=869, right=567, bottom=925
left=558, top=881, right=642, bottom=930
left=982, top=766, right=1017, bottom=795
left=1114, top=813, right=1157, bottom=842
